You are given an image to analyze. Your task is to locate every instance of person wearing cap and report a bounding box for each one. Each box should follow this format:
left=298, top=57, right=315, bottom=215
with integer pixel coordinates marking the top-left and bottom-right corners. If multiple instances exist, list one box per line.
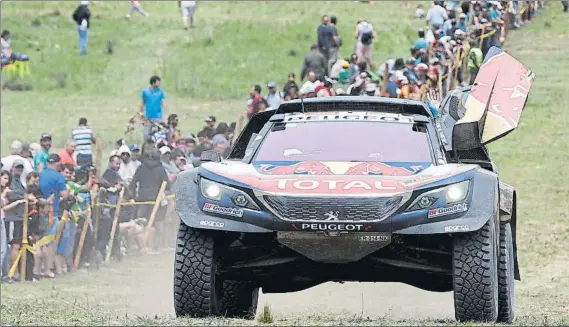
left=140, top=75, right=168, bottom=142
left=204, top=115, right=216, bottom=129
left=456, top=13, right=468, bottom=32
left=5, top=158, right=29, bottom=275
left=300, top=43, right=328, bottom=82
left=129, top=144, right=142, bottom=169
left=1, top=140, right=33, bottom=186
left=72, top=1, right=91, bottom=56
left=264, top=81, right=283, bottom=109
left=34, top=133, right=52, bottom=172
left=116, top=145, right=138, bottom=188
left=337, top=60, right=350, bottom=84
left=38, top=154, right=69, bottom=262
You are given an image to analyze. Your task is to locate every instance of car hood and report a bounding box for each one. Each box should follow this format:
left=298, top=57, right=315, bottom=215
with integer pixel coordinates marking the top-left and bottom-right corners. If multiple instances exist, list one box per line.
left=200, top=160, right=478, bottom=196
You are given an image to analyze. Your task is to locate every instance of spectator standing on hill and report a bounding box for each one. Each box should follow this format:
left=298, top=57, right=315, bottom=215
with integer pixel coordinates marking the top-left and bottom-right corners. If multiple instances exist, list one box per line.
left=72, top=118, right=96, bottom=167
left=5, top=159, right=28, bottom=277
left=72, top=1, right=91, bottom=56
left=140, top=75, right=168, bottom=142
left=34, top=134, right=52, bottom=172
left=179, top=0, right=199, bottom=29
left=39, top=154, right=68, bottom=235
left=414, top=29, right=429, bottom=50
left=282, top=72, right=299, bottom=97
left=354, top=20, right=376, bottom=70
left=563, top=1, right=568, bottom=13
left=247, top=85, right=263, bottom=120
left=426, top=0, right=448, bottom=31
left=265, top=81, right=283, bottom=109
left=317, top=15, right=339, bottom=68
left=126, top=0, right=149, bottom=18
left=301, top=44, right=328, bottom=82
left=57, top=140, right=78, bottom=167
left=329, top=16, right=341, bottom=63
left=1, top=141, right=33, bottom=186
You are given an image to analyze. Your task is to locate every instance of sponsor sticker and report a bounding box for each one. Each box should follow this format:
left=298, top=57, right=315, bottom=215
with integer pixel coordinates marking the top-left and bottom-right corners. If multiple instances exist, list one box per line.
left=444, top=225, right=470, bottom=232
left=291, top=223, right=371, bottom=232
left=359, top=235, right=391, bottom=242
left=202, top=203, right=244, bottom=218
left=428, top=203, right=468, bottom=218
left=199, top=220, right=225, bottom=228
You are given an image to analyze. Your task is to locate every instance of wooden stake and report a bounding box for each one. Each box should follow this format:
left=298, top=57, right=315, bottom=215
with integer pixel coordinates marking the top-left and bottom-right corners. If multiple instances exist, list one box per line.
left=144, top=182, right=168, bottom=248
left=20, top=194, right=29, bottom=281
left=105, top=188, right=125, bottom=263
left=73, top=207, right=91, bottom=270
left=54, top=211, right=69, bottom=250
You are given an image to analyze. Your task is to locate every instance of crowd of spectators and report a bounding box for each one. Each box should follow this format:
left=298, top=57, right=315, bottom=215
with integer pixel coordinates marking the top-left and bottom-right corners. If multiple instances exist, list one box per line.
left=244, top=0, right=548, bottom=119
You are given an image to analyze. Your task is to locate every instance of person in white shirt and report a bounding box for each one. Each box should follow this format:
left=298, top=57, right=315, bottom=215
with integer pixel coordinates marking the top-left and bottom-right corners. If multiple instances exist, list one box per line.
left=179, top=0, right=199, bottom=29
left=1, top=140, right=33, bottom=186
left=117, top=145, right=138, bottom=187
left=264, top=81, right=283, bottom=109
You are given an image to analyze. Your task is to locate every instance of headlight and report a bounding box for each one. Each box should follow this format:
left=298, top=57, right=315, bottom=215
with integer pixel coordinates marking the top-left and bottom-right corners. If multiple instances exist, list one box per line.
left=406, top=180, right=470, bottom=212
left=200, top=178, right=260, bottom=210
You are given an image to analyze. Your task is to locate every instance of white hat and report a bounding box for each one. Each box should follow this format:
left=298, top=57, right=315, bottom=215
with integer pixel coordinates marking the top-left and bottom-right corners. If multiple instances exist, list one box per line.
left=80, top=1, right=89, bottom=5
left=159, top=146, right=171, bottom=155
left=10, top=140, right=23, bottom=155
left=118, top=145, right=131, bottom=155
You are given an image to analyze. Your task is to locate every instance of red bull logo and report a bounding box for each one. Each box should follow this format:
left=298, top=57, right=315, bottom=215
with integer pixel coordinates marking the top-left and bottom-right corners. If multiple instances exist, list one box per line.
left=259, top=161, right=334, bottom=175
left=345, top=162, right=420, bottom=176
left=470, top=51, right=535, bottom=141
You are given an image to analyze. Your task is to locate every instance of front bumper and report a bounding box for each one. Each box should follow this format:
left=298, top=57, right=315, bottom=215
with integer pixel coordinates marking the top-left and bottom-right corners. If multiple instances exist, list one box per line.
left=177, top=168, right=498, bottom=236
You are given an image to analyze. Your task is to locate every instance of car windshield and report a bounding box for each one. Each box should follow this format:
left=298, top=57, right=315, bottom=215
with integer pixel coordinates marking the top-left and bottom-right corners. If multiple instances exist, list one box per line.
left=254, top=121, right=433, bottom=163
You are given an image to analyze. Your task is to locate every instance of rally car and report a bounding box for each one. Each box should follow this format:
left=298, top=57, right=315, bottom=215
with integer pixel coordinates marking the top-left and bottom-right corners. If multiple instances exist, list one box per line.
left=173, top=47, right=534, bottom=323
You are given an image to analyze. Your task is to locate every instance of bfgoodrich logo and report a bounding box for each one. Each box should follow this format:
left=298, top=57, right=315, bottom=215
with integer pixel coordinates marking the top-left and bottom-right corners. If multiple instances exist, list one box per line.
left=428, top=203, right=468, bottom=218
left=203, top=203, right=244, bottom=217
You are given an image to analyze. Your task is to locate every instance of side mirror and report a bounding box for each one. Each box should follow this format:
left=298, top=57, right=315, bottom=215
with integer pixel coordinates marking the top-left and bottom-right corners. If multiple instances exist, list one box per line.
left=200, top=150, right=221, bottom=163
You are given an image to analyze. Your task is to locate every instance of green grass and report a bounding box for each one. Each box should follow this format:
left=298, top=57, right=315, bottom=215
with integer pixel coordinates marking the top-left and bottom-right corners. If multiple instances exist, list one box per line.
left=1, top=1, right=569, bottom=326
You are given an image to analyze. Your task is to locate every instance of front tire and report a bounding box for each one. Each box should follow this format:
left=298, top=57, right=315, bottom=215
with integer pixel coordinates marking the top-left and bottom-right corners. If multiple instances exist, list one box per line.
left=452, top=217, right=499, bottom=322
left=497, top=222, right=515, bottom=323
left=220, top=281, right=260, bottom=319
left=174, top=224, right=222, bottom=317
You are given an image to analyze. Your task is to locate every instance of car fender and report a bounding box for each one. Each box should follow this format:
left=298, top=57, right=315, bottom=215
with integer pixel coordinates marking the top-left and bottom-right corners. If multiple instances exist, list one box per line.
left=395, top=168, right=499, bottom=235
left=500, top=181, right=520, bottom=280
left=175, top=168, right=272, bottom=233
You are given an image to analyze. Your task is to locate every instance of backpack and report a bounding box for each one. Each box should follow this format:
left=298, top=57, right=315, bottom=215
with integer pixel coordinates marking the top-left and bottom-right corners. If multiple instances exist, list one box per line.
left=361, top=31, right=373, bottom=45
left=360, top=23, right=373, bottom=45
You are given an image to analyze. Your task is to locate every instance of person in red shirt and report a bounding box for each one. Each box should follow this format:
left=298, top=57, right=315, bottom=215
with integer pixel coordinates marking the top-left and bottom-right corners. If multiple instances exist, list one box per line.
left=57, top=140, right=77, bottom=167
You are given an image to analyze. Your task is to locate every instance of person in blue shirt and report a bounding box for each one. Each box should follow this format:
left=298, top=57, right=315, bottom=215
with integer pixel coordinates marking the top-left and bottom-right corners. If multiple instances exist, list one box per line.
left=39, top=154, right=69, bottom=222
left=140, top=75, right=168, bottom=142
left=414, top=29, right=428, bottom=50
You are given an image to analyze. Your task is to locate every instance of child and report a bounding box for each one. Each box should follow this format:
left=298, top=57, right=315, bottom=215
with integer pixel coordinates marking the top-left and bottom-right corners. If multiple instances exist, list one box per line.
left=32, top=198, right=51, bottom=278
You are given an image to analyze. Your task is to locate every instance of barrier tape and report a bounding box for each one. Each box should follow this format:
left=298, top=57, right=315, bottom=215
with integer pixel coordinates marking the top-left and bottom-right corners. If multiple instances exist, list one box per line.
left=8, top=240, right=35, bottom=278
left=95, top=194, right=175, bottom=208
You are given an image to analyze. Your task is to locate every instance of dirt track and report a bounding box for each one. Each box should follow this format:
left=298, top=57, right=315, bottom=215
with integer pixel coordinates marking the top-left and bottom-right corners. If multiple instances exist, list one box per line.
left=124, top=253, right=454, bottom=320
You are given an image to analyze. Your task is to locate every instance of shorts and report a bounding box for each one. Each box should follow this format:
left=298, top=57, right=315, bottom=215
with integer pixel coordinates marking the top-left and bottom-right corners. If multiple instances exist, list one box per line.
left=356, top=43, right=373, bottom=62
left=9, top=221, right=23, bottom=245
left=181, top=5, right=196, bottom=18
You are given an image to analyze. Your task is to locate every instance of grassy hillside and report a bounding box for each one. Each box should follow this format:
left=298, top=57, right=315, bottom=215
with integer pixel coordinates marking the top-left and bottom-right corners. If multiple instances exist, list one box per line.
left=1, top=1, right=423, bottom=153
